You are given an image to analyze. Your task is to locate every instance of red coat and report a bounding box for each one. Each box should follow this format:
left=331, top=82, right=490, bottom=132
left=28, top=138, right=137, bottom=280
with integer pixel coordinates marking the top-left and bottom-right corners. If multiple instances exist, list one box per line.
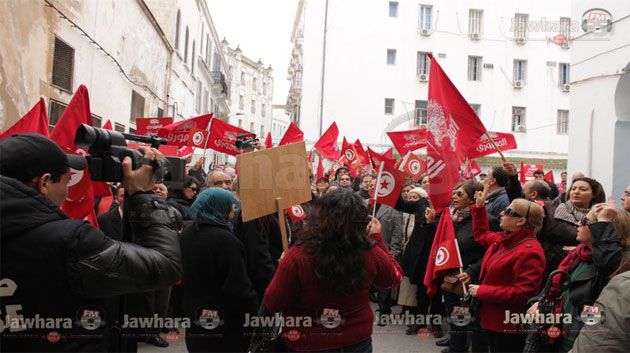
left=471, top=205, right=546, bottom=333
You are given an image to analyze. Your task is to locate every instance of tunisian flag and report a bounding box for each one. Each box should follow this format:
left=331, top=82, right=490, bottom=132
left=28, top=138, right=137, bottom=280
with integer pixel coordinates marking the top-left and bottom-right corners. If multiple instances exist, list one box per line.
left=49, top=85, right=97, bottom=225
left=463, top=159, right=483, bottom=179
left=286, top=205, right=307, bottom=222
left=354, top=139, right=369, bottom=162
left=373, top=161, right=406, bottom=208
left=544, top=170, right=555, bottom=183
left=424, top=213, right=463, bottom=297
left=367, top=147, right=395, bottom=169
left=206, top=118, right=250, bottom=156
left=314, top=122, right=341, bottom=160
left=426, top=53, right=487, bottom=211
left=0, top=98, right=49, bottom=139
left=158, top=114, right=212, bottom=146
left=386, top=128, right=427, bottom=156
left=397, top=152, right=425, bottom=179
left=467, top=131, right=517, bottom=159
left=279, top=122, right=304, bottom=146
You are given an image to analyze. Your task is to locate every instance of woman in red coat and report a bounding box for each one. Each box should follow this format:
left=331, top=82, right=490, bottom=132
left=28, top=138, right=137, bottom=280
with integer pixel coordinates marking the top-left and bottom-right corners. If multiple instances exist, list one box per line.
left=464, top=187, right=546, bottom=353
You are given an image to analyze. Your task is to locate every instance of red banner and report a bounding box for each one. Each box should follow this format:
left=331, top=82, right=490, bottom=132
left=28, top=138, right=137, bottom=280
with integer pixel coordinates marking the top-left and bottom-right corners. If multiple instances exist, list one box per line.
left=387, top=128, right=428, bottom=156
left=397, top=152, right=425, bottom=179
left=158, top=114, right=211, bottom=146
left=0, top=98, right=49, bottom=139
left=136, top=117, right=174, bottom=136
left=468, top=131, right=517, bottom=159
left=206, top=118, right=250, bottom=156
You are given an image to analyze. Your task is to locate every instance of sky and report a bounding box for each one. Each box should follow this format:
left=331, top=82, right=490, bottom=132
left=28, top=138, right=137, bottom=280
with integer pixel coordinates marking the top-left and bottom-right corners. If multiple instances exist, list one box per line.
left=206, top=0, right=297, bottom=107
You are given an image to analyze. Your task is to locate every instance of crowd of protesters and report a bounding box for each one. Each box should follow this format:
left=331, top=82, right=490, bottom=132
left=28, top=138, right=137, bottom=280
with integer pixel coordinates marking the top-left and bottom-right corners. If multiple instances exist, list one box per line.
left=1, top=132, right=630, bottom=353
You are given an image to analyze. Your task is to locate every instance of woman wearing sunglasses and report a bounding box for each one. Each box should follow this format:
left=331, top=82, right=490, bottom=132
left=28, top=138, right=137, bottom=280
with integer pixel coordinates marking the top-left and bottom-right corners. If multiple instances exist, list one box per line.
left=527, top=203, right=630, bottom=352
left=464, top=187, right=546, bottom=353
left=167, top=176, right=201, bottom=222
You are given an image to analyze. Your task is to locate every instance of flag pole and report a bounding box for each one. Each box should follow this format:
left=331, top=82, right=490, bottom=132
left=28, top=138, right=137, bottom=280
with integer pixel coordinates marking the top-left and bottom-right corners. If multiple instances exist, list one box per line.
left=201, top=117, right=214, bottom=167
left=372, top=161, right=385, bottom=219
left=483, top=132, right=506, bottom=162
left=466, top=158, right=474, bottom=180
left=453, top=237, right=468, bottom=296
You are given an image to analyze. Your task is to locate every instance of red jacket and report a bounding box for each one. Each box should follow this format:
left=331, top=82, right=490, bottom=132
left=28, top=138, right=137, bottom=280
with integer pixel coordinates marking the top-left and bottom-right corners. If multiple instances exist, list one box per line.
left=264, top=233, right=402, bottom=351
left=471, top=205, right=546, bottom=333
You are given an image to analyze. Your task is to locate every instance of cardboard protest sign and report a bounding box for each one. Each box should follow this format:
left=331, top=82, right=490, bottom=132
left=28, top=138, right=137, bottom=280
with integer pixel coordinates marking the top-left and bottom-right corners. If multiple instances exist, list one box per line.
left=237, top=142, right=311, bottom=222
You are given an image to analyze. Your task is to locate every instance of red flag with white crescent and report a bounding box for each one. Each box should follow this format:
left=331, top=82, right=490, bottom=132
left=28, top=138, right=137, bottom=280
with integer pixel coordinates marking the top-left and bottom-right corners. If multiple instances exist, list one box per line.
left=424, top=212, right=463, bottom=297
left=286, top=205, right=307, bottom=222
left=468, top=131, right=517, bottom=159
left=158, top=114, right=212, bottom=146
left=397, top=152, right=425, bottom=179
left=387, top=128, right=428, bottom=156
left=373, top=161, right=406, bottom=208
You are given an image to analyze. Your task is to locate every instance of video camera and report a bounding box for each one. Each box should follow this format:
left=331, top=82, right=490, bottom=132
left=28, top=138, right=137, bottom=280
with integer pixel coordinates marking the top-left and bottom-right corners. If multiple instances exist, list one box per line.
left=234, top=133, right=259, bottom=152
left=74, top=124, right=186, bottom=183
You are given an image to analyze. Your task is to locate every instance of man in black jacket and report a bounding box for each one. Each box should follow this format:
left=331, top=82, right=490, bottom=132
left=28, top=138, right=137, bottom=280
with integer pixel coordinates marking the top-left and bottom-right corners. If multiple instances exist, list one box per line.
left=97, top=185, right=125, bottom=241
left=0, top=133, right=183, bottom=352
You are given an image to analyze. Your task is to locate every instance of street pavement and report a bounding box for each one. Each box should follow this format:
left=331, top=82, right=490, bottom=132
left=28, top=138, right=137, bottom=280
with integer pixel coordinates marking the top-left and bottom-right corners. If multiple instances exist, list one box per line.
left=138, top=304, right=444, bottom=353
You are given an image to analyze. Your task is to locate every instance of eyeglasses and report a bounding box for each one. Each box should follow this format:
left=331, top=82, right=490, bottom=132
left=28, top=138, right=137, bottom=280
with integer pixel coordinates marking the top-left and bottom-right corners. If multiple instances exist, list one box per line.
left=579, top=216, right=592, bottom=227
left=503, top=203, right=532, bottom=221
left=187, top=186, right=199, bottom=194
left=454, top=191, right=465, bottom=197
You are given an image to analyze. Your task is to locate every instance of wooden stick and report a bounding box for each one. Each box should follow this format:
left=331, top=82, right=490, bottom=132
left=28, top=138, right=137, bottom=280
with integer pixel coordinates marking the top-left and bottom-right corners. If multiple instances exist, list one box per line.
left=276, top=197, right=289, bottom=252
left=453, top=238, right=468, bottom=296
left=371, top=161, right=385, bottom=219
left=484, top=131, right=506, bottom=162
left=202, top=117, right=214, bottom=164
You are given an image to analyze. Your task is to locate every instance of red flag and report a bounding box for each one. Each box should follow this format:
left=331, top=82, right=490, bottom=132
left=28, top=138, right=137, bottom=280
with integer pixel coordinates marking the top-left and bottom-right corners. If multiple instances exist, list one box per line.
left=397, top=152, right=425, bottom=179
left=314, top=122, right=340, bottom=160
left=158, top=114, right=212, bottom=146
left=50, top=85, right=95, bottom=220
left=264, top=132, right=273, bottom=148
left=367, top=147, right=395, bottom=169
left=386, top=128, right=428, bottom=156
left=286, top=205, right=307, bottom=222
left=354, top=139, right=369, bottom=162
left=206, top=117, right=250, bottom=156
left=279, top=122, right=304, bottom=146
left=86, top=209, right=99, bottom=228
left=178, top=146, right=194, bottom=158
left=0, top=98, right=49, bottom=139
left=316, top=155, right=325, bottom=180
left=136, top=117, right=173, bottom=135
left=188, top=128, right=210, bottom=148
left=373, top=161, right=406, bottom=208
left=424, top=213, right=463, bottom=297
left=463, top=159, right=482, bottom=179
left=102, top=120, right=113, bottom=130
left=544, top=170, right=555, bottom=183
left=468, top=131, right=517, bottom=159
left=383, top=148, right=393, bottom=160
left=341, top=137, right=360, bottom=163
left=426, top=54, right=487, bottom=211
left=519, top=161, right=527, bottom=184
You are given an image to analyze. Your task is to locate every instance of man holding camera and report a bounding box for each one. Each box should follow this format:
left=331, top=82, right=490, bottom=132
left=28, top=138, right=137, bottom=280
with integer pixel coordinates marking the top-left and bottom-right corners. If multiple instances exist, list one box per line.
left=0, top=133, right=183, bottom=352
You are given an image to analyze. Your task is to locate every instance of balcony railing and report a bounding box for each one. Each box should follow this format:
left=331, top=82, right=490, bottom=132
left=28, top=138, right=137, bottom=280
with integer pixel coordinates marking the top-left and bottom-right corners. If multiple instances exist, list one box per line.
left=211, top=71, right=229, bottom=96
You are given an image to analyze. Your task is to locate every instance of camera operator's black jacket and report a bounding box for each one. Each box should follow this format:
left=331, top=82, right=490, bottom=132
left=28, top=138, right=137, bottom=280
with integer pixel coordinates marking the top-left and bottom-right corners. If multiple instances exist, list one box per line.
left=0, top=175, right=183, bottom=352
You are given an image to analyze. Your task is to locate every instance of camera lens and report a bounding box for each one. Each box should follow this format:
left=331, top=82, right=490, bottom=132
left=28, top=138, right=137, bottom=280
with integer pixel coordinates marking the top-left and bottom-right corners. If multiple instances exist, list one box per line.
left=74, top=124, right=98, bottom=148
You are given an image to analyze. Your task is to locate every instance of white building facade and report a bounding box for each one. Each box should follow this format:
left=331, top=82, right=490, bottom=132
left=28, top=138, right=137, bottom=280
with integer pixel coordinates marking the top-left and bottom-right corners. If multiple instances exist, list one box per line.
left=1, top=0, right=231, bottom=165
left=287, top=0, right=572, bottom=162
left=271, top=105, right=291, bottom=143
left=223, top=43, right=274, bottom=140
left=568, top=1, right=630, bottom=198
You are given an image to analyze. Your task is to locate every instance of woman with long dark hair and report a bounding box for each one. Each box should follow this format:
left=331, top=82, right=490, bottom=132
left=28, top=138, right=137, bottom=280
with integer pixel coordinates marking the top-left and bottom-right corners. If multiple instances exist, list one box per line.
left=167, top=176, right=201, bottom=222
left=264, top=189, right=402, bottom=352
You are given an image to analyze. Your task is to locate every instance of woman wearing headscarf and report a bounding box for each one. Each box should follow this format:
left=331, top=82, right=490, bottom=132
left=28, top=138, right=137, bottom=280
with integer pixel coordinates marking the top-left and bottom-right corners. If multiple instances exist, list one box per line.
left=181, top=188, right=258, bottom=352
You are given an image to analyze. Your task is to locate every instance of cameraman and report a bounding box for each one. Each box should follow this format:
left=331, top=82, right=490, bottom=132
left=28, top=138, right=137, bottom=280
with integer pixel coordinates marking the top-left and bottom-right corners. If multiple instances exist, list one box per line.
left=0, top=133, right=183, bottom=352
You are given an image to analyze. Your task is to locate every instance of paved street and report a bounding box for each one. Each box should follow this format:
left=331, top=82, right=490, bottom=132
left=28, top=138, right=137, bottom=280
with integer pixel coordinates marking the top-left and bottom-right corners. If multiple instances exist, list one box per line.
left=138, top=305, right=444, bottom=353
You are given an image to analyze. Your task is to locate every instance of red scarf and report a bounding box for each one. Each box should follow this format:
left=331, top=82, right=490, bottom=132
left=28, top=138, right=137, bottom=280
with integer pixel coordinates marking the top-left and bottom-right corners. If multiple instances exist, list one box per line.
left=550, top=244, right=593, bottom=297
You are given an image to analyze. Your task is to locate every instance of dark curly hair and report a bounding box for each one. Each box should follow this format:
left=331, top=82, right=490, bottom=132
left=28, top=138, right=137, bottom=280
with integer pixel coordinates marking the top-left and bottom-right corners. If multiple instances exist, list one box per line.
left=299, top=188, right=373, bottom=294
left=568, top=177, right=605, bottom=207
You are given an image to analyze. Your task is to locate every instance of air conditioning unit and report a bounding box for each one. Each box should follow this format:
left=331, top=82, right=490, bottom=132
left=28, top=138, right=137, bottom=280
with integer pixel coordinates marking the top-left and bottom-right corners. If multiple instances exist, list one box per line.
left=516, top=125, right=526, bottom=133
left=514, top=108, right=524, bottom=115
left=418, top=74, right=428, bottom=82
left=562, top=84, right=570, bottom=92
left=470, top=33, right=481, bottom=40
left=516, top=37, right=526, bottom=45
left=420, top=28, right=432, bottom=36
left=514, top=80, right=524, bottom=88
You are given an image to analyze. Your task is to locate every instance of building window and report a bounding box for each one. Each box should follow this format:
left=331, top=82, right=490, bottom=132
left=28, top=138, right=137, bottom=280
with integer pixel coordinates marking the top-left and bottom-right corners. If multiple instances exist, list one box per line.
left=260, top=125, right=265, bottom=137
left=130, top=90, right=145, bottom=123
left=415, top=100, right=427, bottom=125
left=513, top=59, right=527, bottom=82
left=174, top=10, right=181, bottom=50
left=241, top=71, right=246, bottom=85
left=514, top=13, right=528, bottom=39
left=252, top=77, right=258, bottom=91
left=48, top=100, right=67, bottom=132
left=115, top=123, right=125, bottom=133
left=251, top=100, right=256, bottom=114
left=157, top=107, right=164, bottom=117
left=196, top=81, right=202, bottom=113
left=557, top=110, right=569, bottom=134
left=129, top=127, right=137, bottom=134
left=238, top=119, right=243, bottom=128
left=417, top=51, right=430, bottom=75
left=511, top=107, right=526, bottom=132
left=387, top=49, right=396, bottom=65
left=212, top=50, right=221, bottom=72
left=239, top=95, right=244, bottom=111
left=262, top=103, right=266, bottom=117
left=389, top=1, right=398, bottom=17
left=384, top=98, right=395, bottom=115
left=263, top=82, right=268, bottom=95
left=559, top=63, right=570, bottom=85
left=419, top=5, right=432, bottom=30
left=470, top=104, right=481, bottom=117
left=228, top=65, right=233, bottom=78
left=91, top=115, right=102, bottom=128
left=250, top=122, right=255, bottom=132
left=191, top=41, right=196, bottom=73
left=203, top=88, right=209, bottom=113
left=469, top=9, right=483, bottom=35
left=184, top=27, right=189, bottom=63
left=467, top=56, right=482, bottom=81
left=205, top=35, right=212, bottom=64
left=559, top=17, right=571, bottom=38
left=52, top=37, right=74, bottom=92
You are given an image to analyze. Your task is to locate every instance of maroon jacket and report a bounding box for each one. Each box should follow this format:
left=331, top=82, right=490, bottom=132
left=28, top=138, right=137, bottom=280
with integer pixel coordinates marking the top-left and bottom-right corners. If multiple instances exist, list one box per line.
left=471, top=205, right=546, bottom=333
left=264, top=233, right=402, bottom=351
